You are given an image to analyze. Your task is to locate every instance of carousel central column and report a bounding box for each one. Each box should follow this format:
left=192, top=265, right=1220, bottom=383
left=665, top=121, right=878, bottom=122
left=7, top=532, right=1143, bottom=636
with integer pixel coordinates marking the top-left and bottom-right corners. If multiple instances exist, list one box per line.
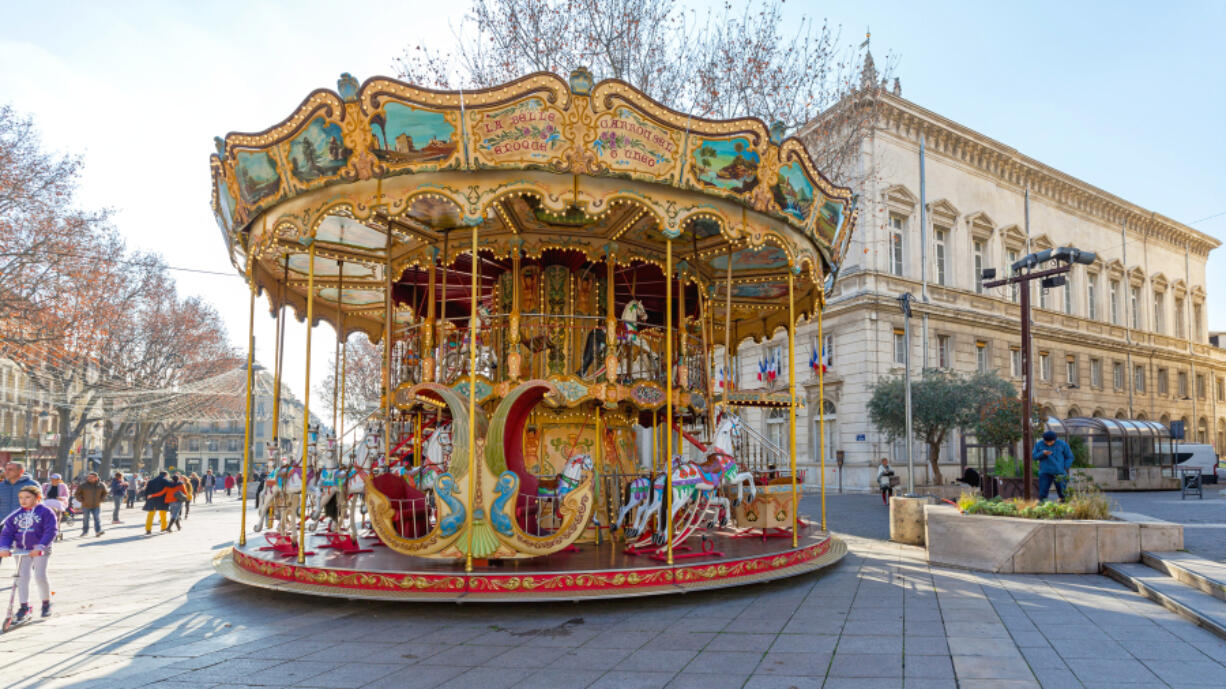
left=787, top=267, right=798, bottom=548
left=239, top=266, right=255, bottom=546
left=422, top=246, right=437, bottom=383
left=298, top=238, right=317, bottom=564
left=665, top=238, right=674, bottom=565
left=383, top=222, right=394, bottom=468
left=464, top=223, right=479, bottom=572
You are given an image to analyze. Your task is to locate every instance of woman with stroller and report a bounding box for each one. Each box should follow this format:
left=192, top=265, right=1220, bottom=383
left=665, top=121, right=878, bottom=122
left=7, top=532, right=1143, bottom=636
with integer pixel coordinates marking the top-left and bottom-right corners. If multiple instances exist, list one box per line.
left=0, top=484, right=58, bottom=622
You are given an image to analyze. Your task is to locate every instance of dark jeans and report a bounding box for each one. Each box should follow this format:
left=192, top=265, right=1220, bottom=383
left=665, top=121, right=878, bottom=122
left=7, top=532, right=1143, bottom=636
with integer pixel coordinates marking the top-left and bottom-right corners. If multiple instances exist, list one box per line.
left=1038, top=472, right=1066, bottom=501
left=204, top=487, right=214, bottom=503
left=81, top=507, right=102, bottom=534
left=881, top=486, right=893, bottom=504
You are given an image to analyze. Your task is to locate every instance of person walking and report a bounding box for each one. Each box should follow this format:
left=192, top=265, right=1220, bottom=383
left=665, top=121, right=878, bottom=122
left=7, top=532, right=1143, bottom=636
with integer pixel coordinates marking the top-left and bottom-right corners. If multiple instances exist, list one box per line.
left=124, top=474, right=138, bottom=509
left=1033, top=430, right=1075, bottom=501
left=876, top=458, right=898, bottom=505
left=73, top=472, right=107, bottom=537
left=142, top=471, right=171, bottom=534
left=0, top=463, right=39, bottom=519
left=202, top=470, right=216, bottom=504
left=164, top=474, right=189, bottom=531
left=181, top=476, right=194, bottom=520
left=109, top=472, right=127, bottom=524
left=223, top=472, right=235, bottom=497
left=189, top=473, right=201, bottom=504
left=0, top=484, right=58, bottom=621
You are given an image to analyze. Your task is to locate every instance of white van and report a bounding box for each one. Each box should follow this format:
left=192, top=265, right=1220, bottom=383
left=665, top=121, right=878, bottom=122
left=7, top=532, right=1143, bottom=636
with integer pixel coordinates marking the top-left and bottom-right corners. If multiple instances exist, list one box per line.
left=1173, top=444, right=1221, bottom=484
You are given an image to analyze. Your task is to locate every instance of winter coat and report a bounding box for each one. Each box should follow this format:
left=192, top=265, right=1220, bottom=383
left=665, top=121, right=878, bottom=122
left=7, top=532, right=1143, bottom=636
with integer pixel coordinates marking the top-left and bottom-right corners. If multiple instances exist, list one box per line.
left=876, top=464, right=897, bottom=489
left=74, top=481, right=108, bottom=509
left=1032, top=439, right=1074, bottom=475
left=164, top=482, right=189, bottom=504
left=110, top=477, right=127, bottom=497
left=0, top=475, right=40, bottom=518
left=202, top=473, right=216, bottom=488
left=0, top=503, right=58, bottom=552
left=223, top=475, right=235, bottom=490
left=143, top=476, right=171, bottom=512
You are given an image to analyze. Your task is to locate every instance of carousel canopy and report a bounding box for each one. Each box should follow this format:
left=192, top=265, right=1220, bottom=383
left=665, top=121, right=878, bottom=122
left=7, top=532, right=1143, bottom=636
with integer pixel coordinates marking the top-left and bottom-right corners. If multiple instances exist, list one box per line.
left=211, top=69, right=858, bottom=346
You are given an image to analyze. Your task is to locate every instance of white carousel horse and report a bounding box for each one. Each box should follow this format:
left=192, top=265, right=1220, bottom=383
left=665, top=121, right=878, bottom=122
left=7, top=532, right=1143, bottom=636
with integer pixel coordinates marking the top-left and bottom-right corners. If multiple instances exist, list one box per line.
left=537, top=452, right=594, bottom=501
left=617, top=299, right=659, bottom=380
left=704, top=414, right=756, bottom=506
left=406, top=423, right=452, bottom=493
left=439, top=303, right=499, bottom=382
left=254, top=453, right=309, bottom=534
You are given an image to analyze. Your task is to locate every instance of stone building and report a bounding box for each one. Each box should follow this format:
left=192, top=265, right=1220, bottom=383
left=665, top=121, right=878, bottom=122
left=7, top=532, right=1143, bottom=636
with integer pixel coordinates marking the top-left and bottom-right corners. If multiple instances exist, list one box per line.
left=732, top=88, right=1225, bottom=491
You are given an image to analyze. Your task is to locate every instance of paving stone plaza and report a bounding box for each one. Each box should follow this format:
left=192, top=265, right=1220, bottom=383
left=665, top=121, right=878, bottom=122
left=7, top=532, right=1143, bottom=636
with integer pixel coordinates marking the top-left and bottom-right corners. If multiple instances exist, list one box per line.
left=1, top=494, right=1223, bottom=689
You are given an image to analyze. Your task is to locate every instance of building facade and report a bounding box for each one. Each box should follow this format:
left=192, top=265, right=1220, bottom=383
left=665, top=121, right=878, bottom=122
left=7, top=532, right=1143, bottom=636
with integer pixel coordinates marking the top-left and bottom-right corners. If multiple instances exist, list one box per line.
left=732, top=89, right=1225, bottom=491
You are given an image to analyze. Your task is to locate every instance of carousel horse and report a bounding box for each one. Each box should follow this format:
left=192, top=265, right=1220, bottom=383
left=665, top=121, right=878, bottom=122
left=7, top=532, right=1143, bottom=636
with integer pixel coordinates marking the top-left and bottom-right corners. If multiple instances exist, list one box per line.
left=254, top=453, right=310, bottom=534
left=617, top=299, right=659, bottom=380
left=536, top=452, right=594, bottom=501
left=406, top=423, right=452, bottom=494
left=439, top=302, right=498, bottom=382
left=703, top=414, right=756, bottom=506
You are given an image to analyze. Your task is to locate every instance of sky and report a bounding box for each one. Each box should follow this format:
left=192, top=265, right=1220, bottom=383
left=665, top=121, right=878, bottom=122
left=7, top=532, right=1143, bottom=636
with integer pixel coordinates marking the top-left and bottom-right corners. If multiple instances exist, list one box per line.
left=2, top=0, right=1223, bottom=409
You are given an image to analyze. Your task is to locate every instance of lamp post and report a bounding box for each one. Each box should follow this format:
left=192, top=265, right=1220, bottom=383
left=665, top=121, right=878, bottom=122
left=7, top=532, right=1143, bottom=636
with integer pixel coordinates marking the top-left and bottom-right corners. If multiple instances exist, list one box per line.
left=897, top=293, right=916, bottom=495
left=983, top=246, right=1096, bottom=500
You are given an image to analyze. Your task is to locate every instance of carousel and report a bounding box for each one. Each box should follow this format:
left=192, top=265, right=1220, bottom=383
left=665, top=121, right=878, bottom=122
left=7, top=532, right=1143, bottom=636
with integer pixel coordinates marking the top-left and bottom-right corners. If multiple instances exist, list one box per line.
left=211, top=69, right=856, bottom=601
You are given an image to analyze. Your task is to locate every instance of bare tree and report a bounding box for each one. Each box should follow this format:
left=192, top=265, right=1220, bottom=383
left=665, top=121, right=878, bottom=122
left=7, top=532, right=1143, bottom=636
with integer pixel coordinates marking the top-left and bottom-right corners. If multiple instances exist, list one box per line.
left=316, top=335, right=383, bottom=439
left=394, top=0, right=894, bottom=185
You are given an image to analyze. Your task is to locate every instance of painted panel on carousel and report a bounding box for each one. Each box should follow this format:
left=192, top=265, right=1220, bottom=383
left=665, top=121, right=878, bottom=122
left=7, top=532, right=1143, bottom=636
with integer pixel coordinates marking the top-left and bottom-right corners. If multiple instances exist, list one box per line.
left=771, top=161, right=816, bottom=223
left=286, top=117, right=352, bottom=185
left=710, top=245, right=789, bottom=272
left=732, top=281, right=789, bottom=299
left=369, top=102, right=459, bottom=170
left=286, top=253, right=376, bottom=279
left=690, top=138, right=761, bottom=195
left=592, top=106, right=679, bottom=180
left=317, top=288, right=383, bottom=307
left=233, top=151, right=281, bottom=205
left=315, top=214, right=387, bottom=250
left=470, top=96, right=566, bottom=168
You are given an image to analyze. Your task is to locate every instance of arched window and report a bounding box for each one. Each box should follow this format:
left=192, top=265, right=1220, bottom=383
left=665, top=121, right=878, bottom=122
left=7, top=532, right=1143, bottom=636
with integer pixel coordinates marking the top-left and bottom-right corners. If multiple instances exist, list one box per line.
left=813, top=400, right=837, bottom=468
left=1067, top=407, right=1082, bottom=418
left=1092, top=409, right=1106, bottom=418
left=1198, top=418, right=1208, bottom=443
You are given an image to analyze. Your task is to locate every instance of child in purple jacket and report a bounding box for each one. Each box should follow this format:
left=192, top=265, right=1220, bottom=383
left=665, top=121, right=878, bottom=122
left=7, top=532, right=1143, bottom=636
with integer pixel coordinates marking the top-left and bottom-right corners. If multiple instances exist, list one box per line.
left=0, top=485, right=57, bottom=622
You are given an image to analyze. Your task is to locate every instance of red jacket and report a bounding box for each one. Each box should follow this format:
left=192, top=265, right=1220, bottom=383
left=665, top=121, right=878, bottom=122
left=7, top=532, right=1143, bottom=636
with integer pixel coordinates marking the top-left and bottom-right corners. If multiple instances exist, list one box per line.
left=223, top=475, right=236, bottom=489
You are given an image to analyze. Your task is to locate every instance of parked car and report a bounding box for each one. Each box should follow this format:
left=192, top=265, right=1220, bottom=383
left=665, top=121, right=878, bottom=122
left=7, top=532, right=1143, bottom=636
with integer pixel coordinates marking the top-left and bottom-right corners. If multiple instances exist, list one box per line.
left=1173, top=444, right=1221, bottom=483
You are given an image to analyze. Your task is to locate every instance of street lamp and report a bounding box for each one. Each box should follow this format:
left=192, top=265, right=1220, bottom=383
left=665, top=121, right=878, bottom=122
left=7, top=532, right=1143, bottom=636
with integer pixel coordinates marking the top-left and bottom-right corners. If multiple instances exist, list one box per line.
left=983, top=246, right=1095, bottom=500
left=897, top=292, right=916, bottom=496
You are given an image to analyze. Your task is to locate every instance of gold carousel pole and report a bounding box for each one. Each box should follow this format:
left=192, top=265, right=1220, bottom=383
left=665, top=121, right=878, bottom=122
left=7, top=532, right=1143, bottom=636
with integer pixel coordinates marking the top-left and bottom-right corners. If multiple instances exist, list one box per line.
left=817, top=285, right=827, bottom=532
left=464, top=223, right=479, bottom=572
left=723, top=241, right=733, bottom=408
left=665, top=238, right=674, bottom=565
left=422, top=247, right=437, bottom=383
left=677, top=268, right=687, bottom=391
left=333, top=261, right=343, bottom=436
left=605, top=248, right=617, bottom=385
left=297, top=239, right=316, bottom=564
left=239, top=264, right=255, bottom=547
left=509, top=242, right=522, bottom=381
left=700, top=288, right=716, bottom=434
left=787, top=267, right=798, bottom=548
left=272, top=256, right=288, bottom=454
left=383, top=191, right=393, bottom=470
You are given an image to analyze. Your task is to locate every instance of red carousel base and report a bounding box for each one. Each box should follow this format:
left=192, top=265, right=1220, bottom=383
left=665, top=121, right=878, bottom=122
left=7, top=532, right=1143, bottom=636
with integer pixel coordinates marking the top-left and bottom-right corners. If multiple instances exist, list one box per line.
left=214, top=523, right=846, bottom=602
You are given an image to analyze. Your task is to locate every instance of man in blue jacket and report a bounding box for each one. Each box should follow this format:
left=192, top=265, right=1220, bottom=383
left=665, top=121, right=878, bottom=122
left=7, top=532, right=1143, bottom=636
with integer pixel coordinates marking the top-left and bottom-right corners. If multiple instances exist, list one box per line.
left=0, top=462, right=40, bottom=518
left=1033, top=431, right=1074, bottom=501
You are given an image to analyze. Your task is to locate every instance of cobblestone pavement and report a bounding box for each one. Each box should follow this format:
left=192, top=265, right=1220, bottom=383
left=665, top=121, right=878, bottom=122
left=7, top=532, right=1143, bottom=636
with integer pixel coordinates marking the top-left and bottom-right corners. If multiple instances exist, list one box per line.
left=3, top=495, right=1226, bottom=688
left=1106, top=490, right=1226, bottom=562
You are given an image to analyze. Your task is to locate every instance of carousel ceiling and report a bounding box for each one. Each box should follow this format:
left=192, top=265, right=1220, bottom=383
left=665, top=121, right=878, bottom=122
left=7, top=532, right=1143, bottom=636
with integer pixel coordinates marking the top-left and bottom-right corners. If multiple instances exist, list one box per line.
left=211, top=69, right=858, bottom=345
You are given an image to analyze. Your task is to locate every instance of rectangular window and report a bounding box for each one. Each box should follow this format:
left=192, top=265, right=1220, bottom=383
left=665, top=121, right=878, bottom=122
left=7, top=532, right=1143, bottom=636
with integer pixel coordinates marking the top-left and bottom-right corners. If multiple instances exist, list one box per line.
left=1193, top=303, right=1203, bottom=341
left=1064, top=277, right=1074, bottom=315
left=1039, top=352, right=1051, bottom=382
left=1039, top=285, right=1050, bottom=310
left=976, top=341, right=989, bottom=373
left=937, top=335, right=952, bottom=369
left=207, top=438, right=219, bottom=452
left=1090, top=358, right=1102, bottom=388
left=1007, top=250, right=1020, bottom=303
left=973, top=241, right=985, bottom=294
left=1175, top=297, right=1185, bottom=338
left=1135, top=365, right=1146, bottom=393
left=1177, top=371, right=1188, bottom=398
left=767, top=344, right=784, bottom=384
left=1130, top=286, right=1141, bottom=329
left=1110, top=280, right=1120, bottom=324
left=188, top=438, right=200, bottom=452
left=822, top=333, right=834, bottom=368
left=889, top=215, right=905, bottom=277
left=1087, top=273, right=1098, bottom=320
left=1153, top=292, right=1164, bottom=334
left=1158, top=368, right=1169, bottom=395
left=1196, top=374, right=1206, bottom=399
left=1218, top=377, right=1225, bottom=401
left=228, top=438, right=240, bottom=452
left=1065, top=356, right=1078, bottom=386
left=1010, top=348, right=1022, bottom=378
left=1113, top=362, right=1124, bottom=390
left=934, top=227, right=948, bottom=286
left=893, top=329, right=906, bottom=365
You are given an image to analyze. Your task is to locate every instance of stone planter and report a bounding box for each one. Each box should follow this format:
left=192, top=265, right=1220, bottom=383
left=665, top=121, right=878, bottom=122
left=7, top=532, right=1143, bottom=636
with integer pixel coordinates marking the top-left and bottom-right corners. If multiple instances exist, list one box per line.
left=923, top=504, right=1183, bottom=574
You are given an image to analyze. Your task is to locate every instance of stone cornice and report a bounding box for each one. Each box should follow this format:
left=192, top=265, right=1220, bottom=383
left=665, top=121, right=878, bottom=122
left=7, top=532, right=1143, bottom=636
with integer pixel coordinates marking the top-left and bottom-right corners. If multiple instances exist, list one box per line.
left=870, top=93, right=1220, bottom=257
